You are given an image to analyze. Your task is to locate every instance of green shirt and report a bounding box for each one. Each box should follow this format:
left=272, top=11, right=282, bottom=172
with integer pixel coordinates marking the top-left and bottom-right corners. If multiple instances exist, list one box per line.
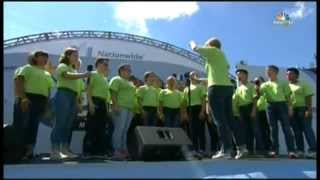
left=234, top=82, right=257, bottom=107
left=56, top=63, right=78, bottom=93
left=89, top=71, right=110, bottom=101
left=17, top=64, right=54, bottom=97
left=76, top=79, right=85, bottom=96
left=109, top=76, right=136, bottom=110
left=136, top=85, right=159, bottom=107
left=183, top=83, right=206, bottom=106
left=132, top=95, right=142, bottom=114
left=257, top=95, right=268, bottom=111
left=232, top=93, right=240, bottom=117
left=289, top=81, right=314, bottom=108
left=260, top=80, right=291, bottom=103
left=196, top=47, right=232, bottom=87
left=159, top=89, right=183, bottom=109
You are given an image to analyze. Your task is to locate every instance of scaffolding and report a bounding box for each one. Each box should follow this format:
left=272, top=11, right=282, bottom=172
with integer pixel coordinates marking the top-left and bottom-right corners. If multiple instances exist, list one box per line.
left=4, top=30, right=205, bottom=65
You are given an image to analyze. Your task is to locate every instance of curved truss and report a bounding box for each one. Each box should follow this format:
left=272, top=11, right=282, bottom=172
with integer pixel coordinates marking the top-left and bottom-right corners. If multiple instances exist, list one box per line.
left=4, top=30, right=205, bottom=65
left=4, top=30, right=236, bottom=79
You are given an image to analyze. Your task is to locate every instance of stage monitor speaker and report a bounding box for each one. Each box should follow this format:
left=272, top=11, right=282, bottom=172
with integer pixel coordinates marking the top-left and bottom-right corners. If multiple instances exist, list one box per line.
left=130, top=126, right=192, bottom=161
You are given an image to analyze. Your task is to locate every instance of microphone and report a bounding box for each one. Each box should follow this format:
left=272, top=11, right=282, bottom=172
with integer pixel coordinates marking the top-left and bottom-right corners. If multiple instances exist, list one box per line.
left=87, top=65, right=93, bottom=72
left=86, top=65, right=93, bottom=85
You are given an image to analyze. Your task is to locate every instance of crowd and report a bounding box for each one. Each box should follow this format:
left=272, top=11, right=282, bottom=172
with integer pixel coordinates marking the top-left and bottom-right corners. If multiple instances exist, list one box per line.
left=12, top=37, right=316, bottom=161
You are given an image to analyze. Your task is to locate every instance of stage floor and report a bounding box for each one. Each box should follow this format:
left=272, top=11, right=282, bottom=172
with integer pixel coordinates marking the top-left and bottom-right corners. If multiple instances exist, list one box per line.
left=4, top=157, right=316, bottom=178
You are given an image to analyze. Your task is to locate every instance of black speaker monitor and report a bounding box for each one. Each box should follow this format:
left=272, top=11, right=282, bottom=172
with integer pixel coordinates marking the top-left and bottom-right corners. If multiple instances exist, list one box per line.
left=130, top=126, right=192, bottom=161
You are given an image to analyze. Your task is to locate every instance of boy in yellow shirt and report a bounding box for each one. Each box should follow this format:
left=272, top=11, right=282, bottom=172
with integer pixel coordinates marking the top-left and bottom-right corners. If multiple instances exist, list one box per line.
left=233, top=69, right=258, bottom=158
left=260, top=65, right=296, bottom=158
left=253, top=76, right=272, bottom=156
left=286, top=67, right=316, bottom=159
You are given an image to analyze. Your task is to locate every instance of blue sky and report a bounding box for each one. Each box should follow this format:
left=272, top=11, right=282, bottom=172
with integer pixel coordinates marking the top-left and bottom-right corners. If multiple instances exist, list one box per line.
left=4, top=2, right=317, bottom=72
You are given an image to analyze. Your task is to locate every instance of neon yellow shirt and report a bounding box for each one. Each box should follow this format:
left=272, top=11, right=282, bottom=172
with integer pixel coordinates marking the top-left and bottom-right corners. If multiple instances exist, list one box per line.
left=183, top=83, right=206, bottom=106
left=260, top=80, right=291, bottom=103
left=289, top=81, right=314, bottom=108
left=234, top=82, right=257, bottom=106
left=232, top=93, right=240, bottom=117
left=257, top=95, right=268, bottom=111
left=56, top=63, right=78, bottom=93
left=196, top=47, right=232, bottom=87
left=159, top=89, right=183, bottom=109
left=17, top=64, right=54, bottom=97
left=109, top=76, right=136, bottom=110
left=89, top=71, right=109, bottom=101
left=76, top=79, right=85, bottom=96
left=136, top=84, right=159, bottom=107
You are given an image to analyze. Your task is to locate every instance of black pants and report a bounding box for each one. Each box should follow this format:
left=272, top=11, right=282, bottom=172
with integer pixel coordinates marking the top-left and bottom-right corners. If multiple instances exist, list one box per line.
left=206, top=115, right=220, bottom=153
left=267, top=102, right=295, bottom=153
left=239, top=104, right=255, bottom=154
left=163, top=107, right=180, bottom=127
left=142, top=106, right=158, bottom=126
left=231, top=116, right=242, bottom=149
left=12, top=98, right=29, bottom=135
left=83, top=97, right=110, bottom=155
left=20, top=93, right=47, bottom=146
left=188, top=105, right=205, bottom=152
left=208, top=86, right=234, bottom=153
left=290, top=107, right=317, bottom=152
left=127, top=113, right=143, bottom=154
left=256, top=110, right=272, bottom=153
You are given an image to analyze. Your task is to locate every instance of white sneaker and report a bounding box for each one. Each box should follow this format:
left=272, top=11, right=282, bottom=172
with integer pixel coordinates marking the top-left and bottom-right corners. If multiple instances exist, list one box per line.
left=211, top=151, right=232, bottom=159
left=296, top=151, right=304, bottom=158
left=61, top=150, right=78, bottom=158
left=306, top=152, right=316, bottom=159
left=288, top=152, right=298, bottom=159
left=235, top=148, right=248, bottom=159
left=50, top=152, right=62, bottom=160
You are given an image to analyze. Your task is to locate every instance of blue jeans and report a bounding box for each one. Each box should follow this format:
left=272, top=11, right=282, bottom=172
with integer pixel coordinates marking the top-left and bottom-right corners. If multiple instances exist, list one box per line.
left=41, top=97, right=56, bottom=128
left=50, top=89, right=77, bottom=147
left=112, top=107, right=133, bottom=152
left=208, top=85, right=235, bottom=153
left=290, top=107, right=316, bottom=152
left=266, top=102, right=295, bottom=153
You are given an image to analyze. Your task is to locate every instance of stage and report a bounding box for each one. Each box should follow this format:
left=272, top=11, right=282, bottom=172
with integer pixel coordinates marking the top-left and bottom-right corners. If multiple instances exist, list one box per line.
left=4, top=157, right=316, bottom=178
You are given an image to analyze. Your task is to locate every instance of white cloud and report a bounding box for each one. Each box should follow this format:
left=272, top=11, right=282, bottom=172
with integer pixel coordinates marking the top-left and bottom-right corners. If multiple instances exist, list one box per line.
left=287, top=2, right=314, bottom=20
left=113, top=2, right=199, bottom=36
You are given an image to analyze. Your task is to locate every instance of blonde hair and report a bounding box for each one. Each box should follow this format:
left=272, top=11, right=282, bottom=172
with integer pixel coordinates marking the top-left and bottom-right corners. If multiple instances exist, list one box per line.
left=59, top=47, right=78, bottom=65
left=204, top=37, right=221, bottom=49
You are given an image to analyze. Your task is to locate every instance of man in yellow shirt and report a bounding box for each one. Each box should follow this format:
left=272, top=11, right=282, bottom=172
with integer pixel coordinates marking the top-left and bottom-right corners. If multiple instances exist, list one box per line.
left=253, top=77, right=272, bottom=156
left=286, top=67, right=316, bottom=159
left=233, top=69, right=259, bottom=158
left=260, top=65, right=296, bottom=158
left=190, top=38, right=236, bottom=159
